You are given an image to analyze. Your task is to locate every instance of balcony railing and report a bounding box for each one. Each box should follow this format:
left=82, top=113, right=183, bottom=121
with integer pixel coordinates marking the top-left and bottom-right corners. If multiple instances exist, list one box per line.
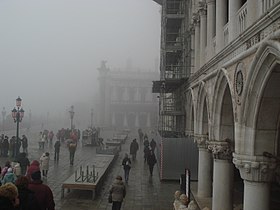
left=262, top=0, right=280, bottom=13
left=238, top=2, right=247, bottom=34
left=166, top=0, right=185, bottom=15
left=164, top=65, right=185, bottom=79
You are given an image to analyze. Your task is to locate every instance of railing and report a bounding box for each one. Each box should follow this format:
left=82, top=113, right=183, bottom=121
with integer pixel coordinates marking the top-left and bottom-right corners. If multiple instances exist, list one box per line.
left=166, top=0, right=184, bottom=15
left=164, top=65, right=185, bottom=79
left=238, top=2, right=247, bottom=34
left=223, top=23, right=229, bottom=47
left=262, top=0, right=280, bottom=13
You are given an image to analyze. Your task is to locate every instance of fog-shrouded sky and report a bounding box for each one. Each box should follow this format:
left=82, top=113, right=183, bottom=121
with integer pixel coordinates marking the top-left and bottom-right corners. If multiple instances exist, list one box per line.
left=0, top=0, right=161, bottom=125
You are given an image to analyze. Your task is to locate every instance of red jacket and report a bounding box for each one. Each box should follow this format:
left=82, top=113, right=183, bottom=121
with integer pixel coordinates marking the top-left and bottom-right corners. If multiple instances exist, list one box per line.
left=28, top=180, right=55, bottom=210
left=26, top=160, right=40, bottom=180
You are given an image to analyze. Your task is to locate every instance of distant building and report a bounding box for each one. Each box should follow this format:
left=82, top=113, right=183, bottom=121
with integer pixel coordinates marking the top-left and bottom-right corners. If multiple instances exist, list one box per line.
left=97, top=61, right=159, bottom=130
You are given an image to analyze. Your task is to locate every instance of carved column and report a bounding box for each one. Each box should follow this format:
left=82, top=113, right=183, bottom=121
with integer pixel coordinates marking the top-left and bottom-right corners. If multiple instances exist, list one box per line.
left=199, top=2, right=207, bottom=66
left=228, top=0, right=242, bottom=42
left=215, top=0, right=227, bottom=53
left=233, top=154, right=276, bottom=210
left=194, top=134, right=212, bottom=197
left=206, top=0, right=215, bottom=60
left=208, top=140, right=234, bottom=210
left=193, top=13, right=200, bottom=71
left=190, top=25, right=195, bottom=75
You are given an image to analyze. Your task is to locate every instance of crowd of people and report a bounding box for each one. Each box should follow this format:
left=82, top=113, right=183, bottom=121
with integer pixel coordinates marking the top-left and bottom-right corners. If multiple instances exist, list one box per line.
left=0, top=134, right=28, bottom=158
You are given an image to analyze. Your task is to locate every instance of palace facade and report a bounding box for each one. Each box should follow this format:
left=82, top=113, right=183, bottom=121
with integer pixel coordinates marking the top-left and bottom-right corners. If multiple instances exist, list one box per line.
left=153, top=0, right=280, bottom=210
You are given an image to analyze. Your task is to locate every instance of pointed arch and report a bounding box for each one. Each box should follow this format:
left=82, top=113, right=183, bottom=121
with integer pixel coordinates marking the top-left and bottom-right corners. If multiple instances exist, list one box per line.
left=211, top=68, right=235, bottom=141
left=241, top=40, right=280, bottom=155
left=185, top=88, right=196, bottom=135
left=196, top=81, right=210, bottom=135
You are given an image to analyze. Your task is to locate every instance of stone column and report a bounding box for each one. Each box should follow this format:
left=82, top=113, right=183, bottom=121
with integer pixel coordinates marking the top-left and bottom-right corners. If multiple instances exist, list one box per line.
left=247, top=0, right=261, bottom=26
left=215, top=0, right=227, bottom=53
left=206, top=0, right=215, bottom=60
left=233, top=154, right=276, bottom=210
left=208, top=140, right=233, bottom=210
left=199, top=2, right=207, bottom=66
left=228, top=0, right=242, bottom=42
left=194, top=134, right=212, bottom=197
left=193, top=13, right=200, bottom=70
left=190, top=25, right=195, bottom=75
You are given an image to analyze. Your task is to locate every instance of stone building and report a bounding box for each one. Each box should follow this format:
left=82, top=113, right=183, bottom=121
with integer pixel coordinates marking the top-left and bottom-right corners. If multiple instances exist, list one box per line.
left=98, top=61, right=159, bottom=130
left=153, top=0, right=280, bottom=210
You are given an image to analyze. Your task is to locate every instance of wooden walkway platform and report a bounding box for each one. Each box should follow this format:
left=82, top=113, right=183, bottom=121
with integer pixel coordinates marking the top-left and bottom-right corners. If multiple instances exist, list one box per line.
left=61, top=154, right=116, bottom=200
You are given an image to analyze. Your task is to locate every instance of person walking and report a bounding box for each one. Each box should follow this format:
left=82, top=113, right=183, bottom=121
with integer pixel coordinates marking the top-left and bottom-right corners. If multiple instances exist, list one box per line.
left=54, top=139, right=61, bottom=161
left=21, top=135, right=28, bottom=154
left=147, top=149, right=157, bottom=176
left=15, top=152, right=30, bottom=176
left=40, top=152, right=50, bottom=178
left=121, top=153, right=131, bottom=183
left=15, top=176, right=39, bottom=210
left=150, top=139, right=157, bottom=152
left=109, top=175, right=126, bottom=210
left=68, top=141, right=77, bottom=165
left=143, top=145, right=150, bottom=164
left=129, top=139, right=139, bottom=161
left=26, top=160, right=40, bottom=181
left=2, top=168, right=17, bottom=185
left=28, top=170, right=55, bottom=210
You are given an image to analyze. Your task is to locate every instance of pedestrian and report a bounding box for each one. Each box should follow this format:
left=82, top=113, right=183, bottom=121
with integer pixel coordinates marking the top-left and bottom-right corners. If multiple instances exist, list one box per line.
left=143, top=145, right=150, bottom=163
left=68, top=140, right=77, bottom=165
left=26, top=160, right=40, bottom=181
left=48, top=131, right=54, bottom=147
left=109, top=175, right=126, bottom=210
left=28, top=170, right=55, bottom=210
left=1, top=161, right=11, bottom=179
left=40, top=152, right=50, bottom=178
left=2, top=168, right=17, bottom=185
left=147, top=149, right=157, bottom=176
left=15, top=152, right=30, bottom=176
left=121, top=153, right=131, bottom=183
left=129, top=139, right=139, bottom=161
left=21, top=135, right=28, bottom=154
left=150, top=139, right=157, bottom=152
left=143, top=138, right=149, bottom=148
left=178, top=194, right=189, bottom=210
left=54, top=139, right=61, bottom=161
left=138, top=128, right=144, bottom=144
left=15, top=176, right=39, bottom=210
left=0, top=183, right=19, bottom=210
left=3, top=136, right=9, bottom=157
left=173, top=190, right=182, bottom=210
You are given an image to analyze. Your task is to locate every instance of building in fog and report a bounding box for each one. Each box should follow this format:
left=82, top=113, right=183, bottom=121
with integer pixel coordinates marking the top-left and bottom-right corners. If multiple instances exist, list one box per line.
left=153, top=0, right=280, bottom=210
left=97, top=61, right=159, bottom=130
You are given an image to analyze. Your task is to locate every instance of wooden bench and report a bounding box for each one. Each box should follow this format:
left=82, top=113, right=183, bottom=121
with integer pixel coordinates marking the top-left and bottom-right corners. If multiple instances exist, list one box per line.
left=61, top=154, right=116, bottom=200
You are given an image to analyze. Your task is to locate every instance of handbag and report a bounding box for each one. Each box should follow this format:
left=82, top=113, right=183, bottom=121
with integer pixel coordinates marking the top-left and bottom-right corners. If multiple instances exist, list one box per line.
left=108, top=193, right=112, bottom=203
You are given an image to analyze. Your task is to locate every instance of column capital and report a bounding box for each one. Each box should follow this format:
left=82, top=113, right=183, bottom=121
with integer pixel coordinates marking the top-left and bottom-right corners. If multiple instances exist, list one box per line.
left=194, top=134, right=209, bottom=149
left=192, top=13, right=200, bottom=25
left=208, top=139, right=232, bottom=160
left=233, top=153, right=277, bottom=182
left=198, top=1, right=207, bottom=16
left=206, top=0, right=215, bottom=4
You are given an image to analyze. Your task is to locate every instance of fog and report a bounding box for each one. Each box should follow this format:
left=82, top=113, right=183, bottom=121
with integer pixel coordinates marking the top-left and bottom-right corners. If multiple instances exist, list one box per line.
left=0, top=0, right=161, bottom=128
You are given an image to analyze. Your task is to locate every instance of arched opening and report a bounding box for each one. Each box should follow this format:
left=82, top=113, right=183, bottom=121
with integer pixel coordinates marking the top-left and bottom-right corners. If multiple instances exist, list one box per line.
left=255, top=63, right=280, bottom=209
left=220, top=85, right=243, bottom=208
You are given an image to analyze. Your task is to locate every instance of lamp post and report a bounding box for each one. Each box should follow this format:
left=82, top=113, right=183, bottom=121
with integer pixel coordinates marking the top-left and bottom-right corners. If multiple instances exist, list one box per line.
left=11, top=96, right=24, bottom=157
left=91, top=108, right=94, bottom=128
left=69, top=105, right=75, bottom=130
left=2, top=107, right=6, bottom=132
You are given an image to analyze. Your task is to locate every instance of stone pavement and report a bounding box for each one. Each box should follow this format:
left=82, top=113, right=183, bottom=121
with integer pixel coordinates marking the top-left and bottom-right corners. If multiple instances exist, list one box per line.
left=0, top=129, right=180, bottom=210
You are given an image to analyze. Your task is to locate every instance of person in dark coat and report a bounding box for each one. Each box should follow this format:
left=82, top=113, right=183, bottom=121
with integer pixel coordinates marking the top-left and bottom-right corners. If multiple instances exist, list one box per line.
left=15, top=176, right=39, bottom=210
left=143, top=145, right=150, bottom=163
left=21, top=135, right=28, bottom=154
left=121, top=153, right=131, bottom=183
left=28, top=171, right=55, bottom=210
left=109, top=175, right=126, bottom=210
left=54, top=140, right=61, bottom=161
left=129, top=139, right=139, bottom=161
left=150, top=139, right=157, bottom=152
left=147, top=149, right=157, bottom=176
left=3, top=136, right=9, bottom=157
left=15, top=152, right=30, bottom=176
left=68, top=141, right=77, bottom=165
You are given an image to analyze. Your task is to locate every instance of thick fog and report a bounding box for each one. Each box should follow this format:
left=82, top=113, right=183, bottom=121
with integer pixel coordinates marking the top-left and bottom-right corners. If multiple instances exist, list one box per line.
left=0, top=0, right=161, bottom=128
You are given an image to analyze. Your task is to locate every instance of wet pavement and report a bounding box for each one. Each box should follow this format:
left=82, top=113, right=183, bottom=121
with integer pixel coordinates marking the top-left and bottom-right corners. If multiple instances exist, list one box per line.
left=0, top=129, right=180, bottom=210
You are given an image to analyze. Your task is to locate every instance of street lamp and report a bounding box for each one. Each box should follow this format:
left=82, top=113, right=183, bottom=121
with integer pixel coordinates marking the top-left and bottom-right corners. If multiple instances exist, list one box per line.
left=2, top=107, right=6, bottom=132
left=11, top=96, right=24, bottom=157
left=69, top=105, right=75, bottom=130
